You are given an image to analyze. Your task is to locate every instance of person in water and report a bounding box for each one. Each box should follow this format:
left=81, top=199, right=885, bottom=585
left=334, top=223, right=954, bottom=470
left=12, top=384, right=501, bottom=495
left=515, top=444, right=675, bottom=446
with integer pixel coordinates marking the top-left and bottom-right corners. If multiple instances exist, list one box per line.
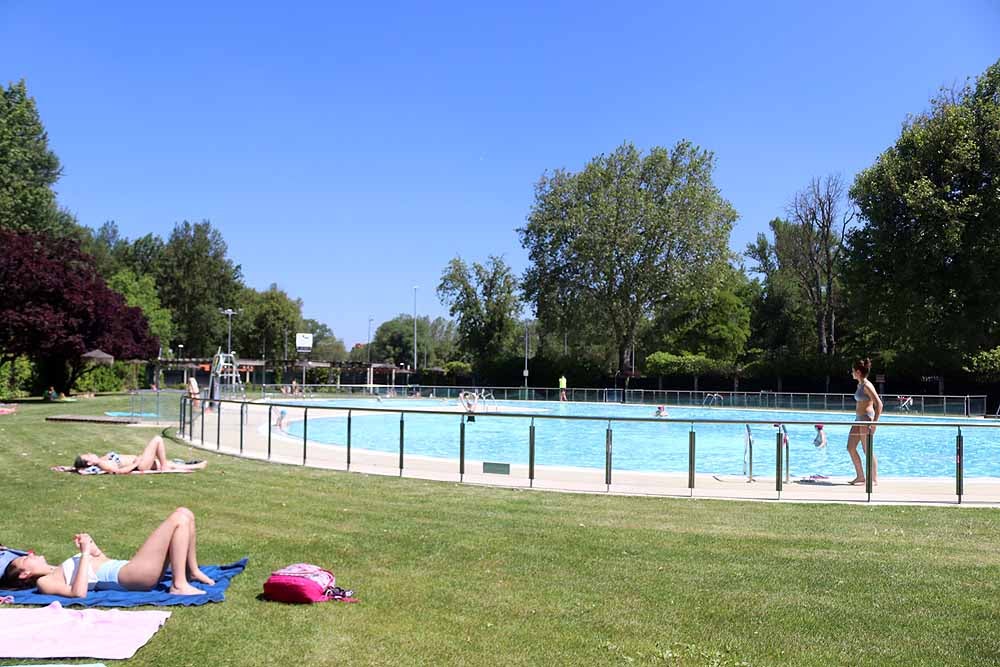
left=654, top=405, right=668, bottom=417
left=847, top=358, right=882, bottom=485
left=73, top=435, right=206, bottom=474
left=813, top=424, right=827, bottom=448
left=0, top=507, right=213, bottom=597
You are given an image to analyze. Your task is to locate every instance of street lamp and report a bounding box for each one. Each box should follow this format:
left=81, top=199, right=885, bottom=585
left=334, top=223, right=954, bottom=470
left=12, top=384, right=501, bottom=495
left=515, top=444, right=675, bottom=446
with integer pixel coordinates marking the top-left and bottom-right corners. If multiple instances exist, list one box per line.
left=367, top=316, right=373, bottom=365
left=412, top=286, right=418, bottom=371
left=219, top=308, right=240, bottom=355
left=523, top=321, right=529, bottom=389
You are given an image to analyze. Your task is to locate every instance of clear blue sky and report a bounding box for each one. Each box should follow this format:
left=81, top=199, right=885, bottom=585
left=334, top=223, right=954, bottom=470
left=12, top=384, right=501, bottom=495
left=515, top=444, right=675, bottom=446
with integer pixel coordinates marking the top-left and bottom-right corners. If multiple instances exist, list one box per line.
left=2, top=1, right=998, bottom=348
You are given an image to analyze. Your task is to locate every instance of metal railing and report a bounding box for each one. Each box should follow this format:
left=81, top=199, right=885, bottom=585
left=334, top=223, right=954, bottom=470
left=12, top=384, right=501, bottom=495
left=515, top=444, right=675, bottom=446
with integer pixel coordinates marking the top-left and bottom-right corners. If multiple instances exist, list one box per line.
left=177, top=395, right=998, bottom=504
left=257, top=383, right=987, bottom=417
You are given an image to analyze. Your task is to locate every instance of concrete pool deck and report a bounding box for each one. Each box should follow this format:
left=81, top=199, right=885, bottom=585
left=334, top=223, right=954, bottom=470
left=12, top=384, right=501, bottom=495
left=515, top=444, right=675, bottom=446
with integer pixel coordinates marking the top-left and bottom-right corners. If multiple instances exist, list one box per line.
left=174, top=400, right=1000, bottom=507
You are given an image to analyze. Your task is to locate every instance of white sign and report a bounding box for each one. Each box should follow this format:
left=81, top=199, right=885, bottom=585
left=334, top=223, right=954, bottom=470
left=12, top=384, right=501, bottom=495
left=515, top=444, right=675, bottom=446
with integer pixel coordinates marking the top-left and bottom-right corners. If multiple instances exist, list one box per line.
left=295, top=333, right=314, bottom=353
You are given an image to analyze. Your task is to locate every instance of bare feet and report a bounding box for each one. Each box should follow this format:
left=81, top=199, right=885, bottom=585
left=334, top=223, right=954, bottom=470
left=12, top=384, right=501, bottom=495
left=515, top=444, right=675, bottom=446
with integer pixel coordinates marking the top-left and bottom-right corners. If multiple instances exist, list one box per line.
left=190, top=569, right=215, bottom=586
left=170, top=583, right=206, bottom=596
left=849, top=478, right=866, bottom=485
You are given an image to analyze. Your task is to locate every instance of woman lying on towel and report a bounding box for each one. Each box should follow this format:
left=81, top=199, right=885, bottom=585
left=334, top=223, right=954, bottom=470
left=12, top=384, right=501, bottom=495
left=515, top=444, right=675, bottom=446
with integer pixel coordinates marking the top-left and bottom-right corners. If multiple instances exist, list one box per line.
left=0, top=507, right=214, bottom=597
left=73, top=435, right=206, bottom=474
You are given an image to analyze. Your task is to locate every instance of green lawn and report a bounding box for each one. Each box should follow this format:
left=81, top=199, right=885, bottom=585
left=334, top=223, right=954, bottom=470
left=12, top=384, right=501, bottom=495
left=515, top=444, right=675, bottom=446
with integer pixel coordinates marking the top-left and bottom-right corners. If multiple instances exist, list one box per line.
left=2, top=397, right=999, bottom=666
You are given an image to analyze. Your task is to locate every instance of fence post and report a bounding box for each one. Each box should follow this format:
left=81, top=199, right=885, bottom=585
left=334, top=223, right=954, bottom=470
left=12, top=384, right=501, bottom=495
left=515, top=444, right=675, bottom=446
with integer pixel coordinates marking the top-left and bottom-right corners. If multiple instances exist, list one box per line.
left=346, top=409, right=352, bottom=471
left=688, top=425, right=696, bottom=495
left=303, top=407, right=308, bottom=465
left=179, top=397, right=185, bottom=435
left=785, top=430, right=790, bottom=484
left=239, top=403, right=244, bottom=454
left=956, top=427, right=964, bottom=504
left=398, top=412, right=404, bottom=476
left=216, top=401, right=222, bottom=449
left=605, top=421, right=613, bottom=491
left=529, top=418, right=535, bottom=488
left=459, top=416, right=465, bottom=482
left=864, top=430, right=874, bottom=501
left=200, top=399, right=205, bottom=444
left=775, top=429, right=783, bottom=498
left=267, top=405, right=272, bottom=461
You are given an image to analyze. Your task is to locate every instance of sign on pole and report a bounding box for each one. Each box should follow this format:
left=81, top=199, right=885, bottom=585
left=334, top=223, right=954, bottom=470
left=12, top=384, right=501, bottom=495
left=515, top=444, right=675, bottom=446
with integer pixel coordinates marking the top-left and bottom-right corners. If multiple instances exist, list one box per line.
left=295, top=333, right=313, bottom=353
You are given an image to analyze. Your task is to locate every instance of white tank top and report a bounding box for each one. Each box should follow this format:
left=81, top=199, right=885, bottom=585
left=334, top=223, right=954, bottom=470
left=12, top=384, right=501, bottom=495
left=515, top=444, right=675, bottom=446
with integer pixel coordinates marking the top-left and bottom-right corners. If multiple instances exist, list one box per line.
left=60, top=554, right=97, bottom=590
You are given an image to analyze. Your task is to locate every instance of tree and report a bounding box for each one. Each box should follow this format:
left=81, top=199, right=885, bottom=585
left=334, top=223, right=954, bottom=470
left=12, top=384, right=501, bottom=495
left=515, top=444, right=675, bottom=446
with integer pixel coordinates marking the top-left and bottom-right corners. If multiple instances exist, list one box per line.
left=645, top=351, right=727, bottom=391
left=370, top=315, right=438, bottom=367
left=0, top=230, right=158, bottom=392
left=0, top=80, right=67, bottom=236
left=520, top=141, right=737, bottom=372
left=232, top=284, right=302, bottom=361
left=652, top=262, right=752, bottom=365
left=302, top=318, right=348, bottom=361
left=847, top=59, right=1000, bottom=373
left=156, top=220, right=243, bottom=356
left=108, top=269, right=174, bottom=350
left=780, top=176, right=853, bottom=356
left=437, top=256, right=521, bottom=370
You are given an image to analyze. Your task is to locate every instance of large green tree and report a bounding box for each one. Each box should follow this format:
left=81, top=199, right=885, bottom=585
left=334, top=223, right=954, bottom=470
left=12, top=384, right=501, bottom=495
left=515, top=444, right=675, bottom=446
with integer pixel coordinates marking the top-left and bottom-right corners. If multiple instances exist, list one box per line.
left=231, top=284, right=302, bottom=360
left=0, top=80, right=66, bottom=236
left=108, top=269, right=174, bottom=351
left=157, top=220, right=244, bottom=356
left=520, top=141, right=737, bottom=372
left=847, top=59, right=1000, bottom=374
left=437, top=256, right=521, bottom=371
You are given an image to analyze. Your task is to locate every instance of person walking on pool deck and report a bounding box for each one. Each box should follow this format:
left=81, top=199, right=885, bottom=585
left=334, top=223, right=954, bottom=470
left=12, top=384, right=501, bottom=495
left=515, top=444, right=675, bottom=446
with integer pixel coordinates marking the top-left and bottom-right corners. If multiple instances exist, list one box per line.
left=847, top=358, right=882, bottom=485
left=559, top=375, right=567, bottom=401
left=0, top=507, right=214, bottom=597
left=73, top=435, right=207, bottom=474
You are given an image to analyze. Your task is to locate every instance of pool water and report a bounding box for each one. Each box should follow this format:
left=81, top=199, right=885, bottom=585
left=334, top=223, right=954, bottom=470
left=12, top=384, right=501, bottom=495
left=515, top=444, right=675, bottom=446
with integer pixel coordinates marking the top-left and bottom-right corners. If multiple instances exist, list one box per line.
left=282, top=399, right=1000, bottom=478
left=105, top=411, right=159, bottom=418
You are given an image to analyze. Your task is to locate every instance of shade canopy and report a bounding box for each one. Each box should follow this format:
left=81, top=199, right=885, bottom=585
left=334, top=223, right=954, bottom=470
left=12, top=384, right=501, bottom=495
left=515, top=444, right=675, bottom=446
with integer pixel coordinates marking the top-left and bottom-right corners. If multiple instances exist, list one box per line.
left=81, top=349, right=114, bottom=365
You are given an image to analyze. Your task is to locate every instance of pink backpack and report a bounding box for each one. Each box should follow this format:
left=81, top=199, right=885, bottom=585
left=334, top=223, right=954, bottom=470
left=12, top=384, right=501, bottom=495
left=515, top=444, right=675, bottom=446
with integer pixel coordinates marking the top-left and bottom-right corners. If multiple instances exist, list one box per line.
left=263, top=563, right=338, bottom=603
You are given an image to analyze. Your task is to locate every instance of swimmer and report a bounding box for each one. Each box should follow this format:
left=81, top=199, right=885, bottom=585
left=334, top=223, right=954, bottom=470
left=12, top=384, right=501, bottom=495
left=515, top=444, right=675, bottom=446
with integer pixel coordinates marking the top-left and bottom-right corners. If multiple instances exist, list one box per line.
left=813, top=424, right=827, bottom=448
left=654, top=406, right=668, bottom=417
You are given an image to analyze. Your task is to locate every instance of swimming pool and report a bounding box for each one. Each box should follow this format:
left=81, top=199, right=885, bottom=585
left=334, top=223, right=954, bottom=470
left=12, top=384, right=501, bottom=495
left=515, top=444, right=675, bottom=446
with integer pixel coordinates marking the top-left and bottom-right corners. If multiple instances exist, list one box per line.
left=282, top=399, right=1000, bottom=478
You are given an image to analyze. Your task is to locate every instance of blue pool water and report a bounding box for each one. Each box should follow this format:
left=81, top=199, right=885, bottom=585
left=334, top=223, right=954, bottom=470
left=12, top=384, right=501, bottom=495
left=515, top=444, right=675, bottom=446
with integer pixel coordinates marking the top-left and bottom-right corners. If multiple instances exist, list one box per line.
left=282, top=399, right=1000, bottom=478
left=105, top=411, right=159, bottom=418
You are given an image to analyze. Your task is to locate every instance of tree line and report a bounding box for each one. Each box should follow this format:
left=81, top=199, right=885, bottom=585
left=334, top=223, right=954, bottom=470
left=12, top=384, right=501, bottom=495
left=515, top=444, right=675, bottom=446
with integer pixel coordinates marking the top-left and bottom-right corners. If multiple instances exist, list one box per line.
left=3, top=58, right=999, bottom=395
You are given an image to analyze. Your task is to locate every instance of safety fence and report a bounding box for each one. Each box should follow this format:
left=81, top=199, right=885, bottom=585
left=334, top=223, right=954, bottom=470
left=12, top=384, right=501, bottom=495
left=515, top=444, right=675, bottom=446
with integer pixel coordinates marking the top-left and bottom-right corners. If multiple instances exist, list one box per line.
left=115, top=389, right=184, bottom=423
left=257, top=384, right=987, bottom=417
left=177, top=395, right=1000, bottom=504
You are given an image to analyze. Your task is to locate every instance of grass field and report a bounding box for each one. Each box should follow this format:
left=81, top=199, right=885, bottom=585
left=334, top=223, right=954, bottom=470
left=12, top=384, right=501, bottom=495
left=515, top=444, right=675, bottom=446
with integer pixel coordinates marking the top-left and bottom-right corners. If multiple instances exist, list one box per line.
left=2, top=397, right=1000, bottom=666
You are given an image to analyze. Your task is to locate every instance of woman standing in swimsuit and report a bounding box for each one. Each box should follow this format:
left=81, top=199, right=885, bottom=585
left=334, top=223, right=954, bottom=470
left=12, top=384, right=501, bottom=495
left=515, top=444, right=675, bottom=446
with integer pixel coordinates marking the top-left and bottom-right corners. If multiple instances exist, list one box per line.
left=0, top=507, right=214, bottom=597
left=847, top=358, right=882, bottom=485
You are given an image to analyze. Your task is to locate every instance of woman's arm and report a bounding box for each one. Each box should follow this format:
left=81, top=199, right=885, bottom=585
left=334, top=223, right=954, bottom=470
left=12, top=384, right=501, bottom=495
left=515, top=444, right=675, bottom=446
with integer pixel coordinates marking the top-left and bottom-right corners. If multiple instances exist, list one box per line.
left=36, top=572, right=73, bottom=597
left=867, top=382, right=883, bottom=424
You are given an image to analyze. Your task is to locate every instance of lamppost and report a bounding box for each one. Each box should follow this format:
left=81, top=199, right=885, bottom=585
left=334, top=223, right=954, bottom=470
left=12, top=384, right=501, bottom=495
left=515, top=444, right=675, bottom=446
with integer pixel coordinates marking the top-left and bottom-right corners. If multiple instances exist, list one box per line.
left=412, top=286, right=418, bottom=371
left=367, top=317, right=373, bottom=365
left=523, top=321, right=529, bottom=389
left=178, top=344, right=185, bottom=384
left=219, top=308, right=240, bottom=355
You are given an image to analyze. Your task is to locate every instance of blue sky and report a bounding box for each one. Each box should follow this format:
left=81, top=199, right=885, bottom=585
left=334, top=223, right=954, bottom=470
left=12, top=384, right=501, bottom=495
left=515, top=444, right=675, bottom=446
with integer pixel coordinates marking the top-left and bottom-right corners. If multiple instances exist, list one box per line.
left=2, top=1, right=998, bottom=347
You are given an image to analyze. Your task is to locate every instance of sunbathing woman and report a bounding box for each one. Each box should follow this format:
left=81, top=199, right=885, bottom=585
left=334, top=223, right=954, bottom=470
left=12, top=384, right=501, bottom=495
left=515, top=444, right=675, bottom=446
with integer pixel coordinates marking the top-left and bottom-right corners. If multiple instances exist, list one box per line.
left=0, top=507, right=214, bottom=597
left=73, top=435, right=206, bottom=474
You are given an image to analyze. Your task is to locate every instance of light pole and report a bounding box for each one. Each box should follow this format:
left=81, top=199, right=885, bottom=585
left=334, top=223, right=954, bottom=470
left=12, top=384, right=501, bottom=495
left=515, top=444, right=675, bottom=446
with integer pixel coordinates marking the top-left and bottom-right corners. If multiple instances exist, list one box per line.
left=178, top=344, right=185, bottom=384
left=219, top=308, right=240, bottom=355
left=412, top=286, right=418, bottom=371
left=523, top=321, right=529, bottom=389
left=367, top=317, right=373, bottom=365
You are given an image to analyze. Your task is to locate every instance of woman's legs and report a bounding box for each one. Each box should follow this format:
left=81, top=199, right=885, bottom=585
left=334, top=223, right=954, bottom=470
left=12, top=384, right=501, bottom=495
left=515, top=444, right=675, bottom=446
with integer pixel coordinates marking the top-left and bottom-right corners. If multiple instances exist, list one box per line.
left=846, top=427, right=865, bottom=483
left=134, top=436, right=170, bottom=472
left=117, top=507, right=204, bottom=595
left=184, top=511, right=214, bottom=585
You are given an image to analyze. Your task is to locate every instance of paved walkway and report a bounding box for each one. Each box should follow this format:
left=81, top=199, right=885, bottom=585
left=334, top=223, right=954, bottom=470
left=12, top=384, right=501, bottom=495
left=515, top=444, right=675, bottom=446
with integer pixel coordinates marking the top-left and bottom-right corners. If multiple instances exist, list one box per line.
left=174, top=400, right=1000, bottom=507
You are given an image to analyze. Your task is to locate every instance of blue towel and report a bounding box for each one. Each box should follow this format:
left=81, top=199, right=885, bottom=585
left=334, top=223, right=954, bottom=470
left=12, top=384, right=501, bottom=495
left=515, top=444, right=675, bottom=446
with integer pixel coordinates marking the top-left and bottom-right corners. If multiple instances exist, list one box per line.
left=0, top=558, right=247, bottom=607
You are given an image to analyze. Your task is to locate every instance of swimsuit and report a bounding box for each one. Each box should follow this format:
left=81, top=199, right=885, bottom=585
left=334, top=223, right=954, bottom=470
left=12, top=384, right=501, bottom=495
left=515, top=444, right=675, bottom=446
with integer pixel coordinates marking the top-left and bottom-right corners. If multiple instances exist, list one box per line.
left=60, top=555, right=129, bottom=591
left=855, top=383, right=876, bottom=419
left=106, top=452, right=122, bottom=465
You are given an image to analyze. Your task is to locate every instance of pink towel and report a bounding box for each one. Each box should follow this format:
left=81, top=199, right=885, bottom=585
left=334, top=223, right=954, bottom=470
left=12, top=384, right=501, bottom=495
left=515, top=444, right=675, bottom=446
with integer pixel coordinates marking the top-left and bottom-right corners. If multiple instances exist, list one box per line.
left=0, top=602, right=170, bottom=659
